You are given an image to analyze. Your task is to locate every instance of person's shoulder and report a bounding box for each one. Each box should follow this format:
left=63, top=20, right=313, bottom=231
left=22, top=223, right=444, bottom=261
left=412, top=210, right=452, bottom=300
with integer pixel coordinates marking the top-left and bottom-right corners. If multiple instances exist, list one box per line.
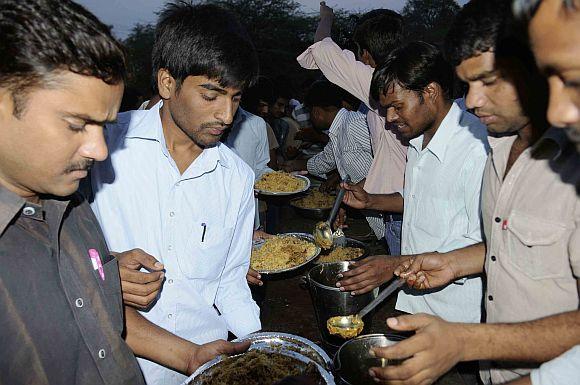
left=236, top=108, right=266, bottom=130
left=457, top=109, right=489, bottom=147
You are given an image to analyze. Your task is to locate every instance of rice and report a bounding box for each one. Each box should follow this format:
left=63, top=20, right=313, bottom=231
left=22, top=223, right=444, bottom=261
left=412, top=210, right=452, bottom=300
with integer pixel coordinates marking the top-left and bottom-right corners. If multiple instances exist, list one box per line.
left=255, top=171, right=305, bottom=193
left=293, top=190, right=335, bottom=209
left=251, top=236, right=317, bottom=271
left=317, top=247, right=364, bottom=263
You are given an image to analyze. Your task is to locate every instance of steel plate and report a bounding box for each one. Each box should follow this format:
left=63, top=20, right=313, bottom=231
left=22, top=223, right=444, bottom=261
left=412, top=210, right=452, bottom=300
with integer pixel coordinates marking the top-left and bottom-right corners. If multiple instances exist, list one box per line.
left=255, top=174, right=311, bottom=196
left=252, top=232, right=321, bottom=275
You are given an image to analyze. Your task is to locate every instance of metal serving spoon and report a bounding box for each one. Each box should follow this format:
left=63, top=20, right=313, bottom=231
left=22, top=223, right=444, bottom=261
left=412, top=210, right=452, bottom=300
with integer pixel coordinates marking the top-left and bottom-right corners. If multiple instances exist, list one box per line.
left=327, top=278, right=405, bottom=339
left=313, top=176, right=351, bottom=249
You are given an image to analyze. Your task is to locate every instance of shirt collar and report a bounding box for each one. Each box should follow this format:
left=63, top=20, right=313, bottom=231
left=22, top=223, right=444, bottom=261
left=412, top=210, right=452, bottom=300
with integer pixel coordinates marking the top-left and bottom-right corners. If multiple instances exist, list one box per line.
left=408, top=102, right=462, bottom=163
left=125, top=100, right=165, bottom=143
left=0, top=186, right=26, bottom=234
left=329, top=108, right=348, bottom=135
left=232, top=107, right=249, bottom=127
left=531, top=127, right=569, bottom=160
left=183, top=143, right=230, bottom=180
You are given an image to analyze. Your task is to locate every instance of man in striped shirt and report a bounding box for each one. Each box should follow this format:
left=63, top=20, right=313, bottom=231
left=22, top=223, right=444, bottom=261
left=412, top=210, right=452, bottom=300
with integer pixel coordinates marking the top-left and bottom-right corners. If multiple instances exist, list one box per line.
left=305, top=80, right=384, bottom=238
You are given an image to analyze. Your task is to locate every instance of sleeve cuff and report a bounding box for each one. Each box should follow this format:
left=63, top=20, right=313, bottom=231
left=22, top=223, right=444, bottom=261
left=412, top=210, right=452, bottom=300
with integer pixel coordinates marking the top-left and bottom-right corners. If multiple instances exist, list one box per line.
left=222, top=302, right=261, bottom=338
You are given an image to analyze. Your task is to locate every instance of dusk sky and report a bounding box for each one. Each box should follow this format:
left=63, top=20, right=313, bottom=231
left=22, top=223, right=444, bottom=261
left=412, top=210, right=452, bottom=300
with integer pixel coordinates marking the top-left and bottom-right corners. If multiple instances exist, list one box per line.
left=77, top=0, right=468, bottom=38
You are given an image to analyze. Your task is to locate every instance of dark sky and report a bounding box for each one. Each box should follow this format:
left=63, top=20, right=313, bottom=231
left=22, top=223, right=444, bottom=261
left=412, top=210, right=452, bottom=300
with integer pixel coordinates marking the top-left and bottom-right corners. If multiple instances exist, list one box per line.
left=77, top=0, right=468, bottom=38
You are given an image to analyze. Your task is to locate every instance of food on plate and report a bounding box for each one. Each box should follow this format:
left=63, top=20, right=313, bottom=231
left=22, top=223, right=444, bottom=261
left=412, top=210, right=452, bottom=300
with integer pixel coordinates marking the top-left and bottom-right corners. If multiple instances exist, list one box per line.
left=251, top=236, right=317, bottom=272
left=194, top=350, right=323, bottom=385
left=317, top=247, right=364, bottom=263
left=255, top=171, right=306, bottom=193
left=293, top=190, right=334, bottom=209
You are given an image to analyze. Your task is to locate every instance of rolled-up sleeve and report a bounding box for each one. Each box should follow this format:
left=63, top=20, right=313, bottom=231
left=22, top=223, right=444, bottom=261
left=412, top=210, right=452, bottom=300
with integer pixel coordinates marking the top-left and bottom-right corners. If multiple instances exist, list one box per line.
left=531, top=345, right=580, bottom=385
left=297, top=38, right=375, bottom=108
left=307, top=141, right=337, bottom=178
left=461, top=145, right=487, bottom=244
left=214, top=174, right=261, bottom=337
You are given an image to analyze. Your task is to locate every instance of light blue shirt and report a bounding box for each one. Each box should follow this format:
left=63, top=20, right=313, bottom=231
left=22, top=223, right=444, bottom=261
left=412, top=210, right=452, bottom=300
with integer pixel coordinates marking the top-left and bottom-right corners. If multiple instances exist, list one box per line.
left=90, top=102, right=260, bottom=385
left=396, top=102, right=489, bottom=323
left=531, top=346, right=580, bottom=385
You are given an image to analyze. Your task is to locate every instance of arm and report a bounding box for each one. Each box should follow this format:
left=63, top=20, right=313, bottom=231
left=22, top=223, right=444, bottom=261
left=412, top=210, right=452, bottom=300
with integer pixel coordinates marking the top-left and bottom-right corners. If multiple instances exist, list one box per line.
left=124, top=306, right=249, bottom=375
left=314, top=1, right=333, bottom=42
left=342, top=182, right=404, bottom=213
left=214, top=173, right=261, bottom=337
left=369, top=309, right=580, bottom=385
left=306, top=140, right=337, bottom=177
left=254, top=118, right=273, bottom=179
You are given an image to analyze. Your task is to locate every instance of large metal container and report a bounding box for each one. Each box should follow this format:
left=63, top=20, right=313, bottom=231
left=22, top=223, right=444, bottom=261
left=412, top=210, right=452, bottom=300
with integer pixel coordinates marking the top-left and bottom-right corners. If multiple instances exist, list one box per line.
left=306, top=262, right=378, bottom=348
left=333, top=334, right=405, bottom=385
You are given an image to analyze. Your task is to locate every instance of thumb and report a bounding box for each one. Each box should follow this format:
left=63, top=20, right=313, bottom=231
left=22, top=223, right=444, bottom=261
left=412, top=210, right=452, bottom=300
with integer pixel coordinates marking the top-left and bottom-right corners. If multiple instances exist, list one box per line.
left=223, top=340, right=250, bottom=355
left=386, top=314, right=432, bottom=332
left=133, top=249, right=164, bottom=271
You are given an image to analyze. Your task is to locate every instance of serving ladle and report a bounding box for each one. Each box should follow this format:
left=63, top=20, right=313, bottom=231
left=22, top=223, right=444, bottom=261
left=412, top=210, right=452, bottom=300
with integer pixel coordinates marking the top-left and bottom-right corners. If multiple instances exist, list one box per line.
left=313, top=176, right=351, bottom=249
left=327, top=278, right=405, bottom=339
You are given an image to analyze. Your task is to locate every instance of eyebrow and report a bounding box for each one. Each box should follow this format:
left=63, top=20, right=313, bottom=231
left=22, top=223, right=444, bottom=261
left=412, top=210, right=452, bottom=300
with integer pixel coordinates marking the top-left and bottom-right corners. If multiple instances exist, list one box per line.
left=62, top=113, right=116, bottom=125
left=465, top=70, right=498, bottom=81
left=200, top=83, right=242, bottom=97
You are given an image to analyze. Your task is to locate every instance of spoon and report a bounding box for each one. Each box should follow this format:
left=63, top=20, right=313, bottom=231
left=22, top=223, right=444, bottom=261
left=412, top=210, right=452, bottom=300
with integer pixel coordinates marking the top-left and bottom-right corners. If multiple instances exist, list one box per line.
left=327, top=278, right=405, bottom=339
left=313, top=176, right=350, bottom=249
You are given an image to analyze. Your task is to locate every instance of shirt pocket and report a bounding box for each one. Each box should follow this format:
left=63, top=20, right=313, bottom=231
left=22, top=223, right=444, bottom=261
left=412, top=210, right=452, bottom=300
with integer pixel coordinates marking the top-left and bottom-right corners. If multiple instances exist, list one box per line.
left=506, top=211, right=570, bottom=280
left=413, top=196, right=450, bottom=239
left=178, top=224, right=234, bottom=280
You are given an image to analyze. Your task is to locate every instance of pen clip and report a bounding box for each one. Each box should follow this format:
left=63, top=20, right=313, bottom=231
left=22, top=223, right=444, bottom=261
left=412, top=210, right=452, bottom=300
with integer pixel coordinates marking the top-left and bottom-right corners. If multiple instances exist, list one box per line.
left=201, top=222, right=207, bottom=242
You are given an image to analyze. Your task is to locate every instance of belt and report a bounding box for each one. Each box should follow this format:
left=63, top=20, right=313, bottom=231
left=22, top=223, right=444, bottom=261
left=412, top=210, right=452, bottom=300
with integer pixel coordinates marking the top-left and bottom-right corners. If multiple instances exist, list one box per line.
left=384, top=213, right=403, bottom=222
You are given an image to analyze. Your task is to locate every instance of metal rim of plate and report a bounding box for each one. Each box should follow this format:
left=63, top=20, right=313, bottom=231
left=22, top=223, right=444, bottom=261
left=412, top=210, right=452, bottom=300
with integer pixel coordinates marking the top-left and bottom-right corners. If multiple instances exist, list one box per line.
left=252, top=232, right=321, bottom=275
left=183, top=347, right=335, bottom=385
left=254, top=174, right=311, bottom=196
left=233, top=331, right=333, bottom=370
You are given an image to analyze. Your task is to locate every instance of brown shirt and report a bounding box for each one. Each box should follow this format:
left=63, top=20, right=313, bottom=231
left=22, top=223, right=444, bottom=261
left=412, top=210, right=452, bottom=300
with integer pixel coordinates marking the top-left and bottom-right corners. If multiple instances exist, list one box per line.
left=481, top=129, right=580, bottom=383
left=0, top=187, right=144, bottom=385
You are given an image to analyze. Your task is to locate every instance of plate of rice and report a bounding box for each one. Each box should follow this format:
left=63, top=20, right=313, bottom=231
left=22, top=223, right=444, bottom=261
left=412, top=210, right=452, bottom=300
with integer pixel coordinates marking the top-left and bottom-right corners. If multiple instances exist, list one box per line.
left=251, top=233, right=321, bottom=274
left=254, top=171, right=310, bottom=196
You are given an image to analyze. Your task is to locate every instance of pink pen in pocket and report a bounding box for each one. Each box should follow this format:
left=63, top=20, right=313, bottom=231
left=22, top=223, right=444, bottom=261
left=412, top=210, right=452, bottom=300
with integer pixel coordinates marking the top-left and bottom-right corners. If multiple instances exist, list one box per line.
left=89, top=248, right=105, bottom=280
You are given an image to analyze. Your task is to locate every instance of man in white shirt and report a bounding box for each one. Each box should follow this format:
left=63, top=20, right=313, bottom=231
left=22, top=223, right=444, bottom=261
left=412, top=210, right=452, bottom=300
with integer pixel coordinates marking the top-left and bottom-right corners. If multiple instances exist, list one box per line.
left=338, top=42, right=488, bottom=325
left=89, top=4, right=261, bottom=384
left=297, top=3, right=408, bottom=253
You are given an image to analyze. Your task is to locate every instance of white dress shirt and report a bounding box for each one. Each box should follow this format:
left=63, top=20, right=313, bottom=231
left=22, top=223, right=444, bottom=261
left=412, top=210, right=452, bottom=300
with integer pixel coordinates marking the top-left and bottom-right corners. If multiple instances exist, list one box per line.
left=396, top=102, right=489, bottom=323
left=531, top=346, right=580, bottom=385
left=90, top=102, right=261, bottom=385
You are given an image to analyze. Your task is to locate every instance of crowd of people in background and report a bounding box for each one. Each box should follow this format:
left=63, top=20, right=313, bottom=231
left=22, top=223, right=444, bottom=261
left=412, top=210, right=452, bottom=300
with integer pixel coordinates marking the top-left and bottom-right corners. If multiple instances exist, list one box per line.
left=0, top=0, right=579, bottom=384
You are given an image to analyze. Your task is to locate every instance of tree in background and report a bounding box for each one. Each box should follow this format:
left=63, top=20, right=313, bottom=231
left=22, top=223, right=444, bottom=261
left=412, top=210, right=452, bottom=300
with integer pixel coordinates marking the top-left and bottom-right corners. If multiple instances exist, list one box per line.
left=402, top=0, right=460, bottom=44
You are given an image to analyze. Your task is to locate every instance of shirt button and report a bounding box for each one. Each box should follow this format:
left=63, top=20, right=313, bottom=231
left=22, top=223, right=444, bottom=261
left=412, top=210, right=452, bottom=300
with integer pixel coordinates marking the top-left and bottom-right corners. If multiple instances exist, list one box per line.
left=495, top=217, right=501, bottom=223
left=167, top=279, right=174, bottom=284
left=169, top=211, right=175, bottom=217
left=491, top=255, right=497, bottom=262
left=22, top=207, right=36, bottom=216
left=98, top=349, right=106, bottom=359
left=168, top=245, right=173, bottom=251
left=488, top=295, right=494, bottom=301
left=168, top=313, right=173, bottom=319
left=75, top=298, right=84, bottom=308
left=176, top=182, right=181, bottom=187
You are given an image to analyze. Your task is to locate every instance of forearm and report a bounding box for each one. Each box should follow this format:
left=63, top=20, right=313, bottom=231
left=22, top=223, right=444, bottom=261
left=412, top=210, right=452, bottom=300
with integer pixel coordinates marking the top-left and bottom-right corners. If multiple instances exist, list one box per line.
left=367, top=193, right=404, bottom=213
left=314, top=14, right=332, bottom=42
left=459, top=311, right=580, bottom=363
left=447, top=242, right=486, bottom=278
left=124, top=306, right=196, bottom=374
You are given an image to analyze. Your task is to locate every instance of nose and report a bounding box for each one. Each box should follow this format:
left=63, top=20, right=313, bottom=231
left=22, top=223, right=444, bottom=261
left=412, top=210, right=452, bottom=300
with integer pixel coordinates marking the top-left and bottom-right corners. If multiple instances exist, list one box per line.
left=79, top=126, right=108, bottom=162
left=386, top=107, right=398, bottom=123
left=547, top=78, right=580, bottom=128
left=215, top=99, right=237, bottom=126
left=465, top=84, right=485, bottom=110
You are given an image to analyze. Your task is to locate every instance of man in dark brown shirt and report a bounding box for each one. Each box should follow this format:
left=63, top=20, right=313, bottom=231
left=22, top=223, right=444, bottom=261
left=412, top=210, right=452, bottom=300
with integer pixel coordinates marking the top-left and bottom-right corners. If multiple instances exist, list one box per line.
left=0, top=1, right=247, bottom=384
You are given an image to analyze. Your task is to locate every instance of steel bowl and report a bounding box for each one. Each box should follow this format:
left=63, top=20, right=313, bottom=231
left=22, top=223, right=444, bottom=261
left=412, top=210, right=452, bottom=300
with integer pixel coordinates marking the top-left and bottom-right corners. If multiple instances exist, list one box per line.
left=289, top=196, right=332, bottom=220
left=255, top=174, right=311, bottom=196
left=314, top=238, right=370, bottom=265
left=251, top=232, right=321, bottom=275
left=183, top=347, right=335, bottom=385
left=333, top=334, right=405, bottom=385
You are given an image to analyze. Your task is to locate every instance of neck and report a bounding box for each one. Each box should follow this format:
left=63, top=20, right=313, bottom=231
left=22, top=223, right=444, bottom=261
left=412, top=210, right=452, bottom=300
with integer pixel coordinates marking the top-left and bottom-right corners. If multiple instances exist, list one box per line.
left=159, top=104, right=203, bottom=160
left=422, top=99, right=452, bottom=149
left=516, top=120, right=547, bottom=148
left=0, top=175, right=40, bottom=204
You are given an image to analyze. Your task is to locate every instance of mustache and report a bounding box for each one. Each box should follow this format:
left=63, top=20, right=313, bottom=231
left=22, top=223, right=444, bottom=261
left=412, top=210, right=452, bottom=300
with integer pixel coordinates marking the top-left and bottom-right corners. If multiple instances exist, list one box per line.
left=65, top=159, right=94, bottom=173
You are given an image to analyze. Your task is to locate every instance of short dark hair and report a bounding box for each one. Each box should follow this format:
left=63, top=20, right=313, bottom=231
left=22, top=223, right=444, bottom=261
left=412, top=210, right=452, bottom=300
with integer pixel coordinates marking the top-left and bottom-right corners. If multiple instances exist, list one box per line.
left=241, top=76, right=274, bottom=114
left=0, top=0, right=126, bottom=116
left=513, top=0, right=577, bottom=21
left=353, top=10, right=404, bottom=66
left=152, top=2, right=258, bottom=91
left=304, top=80, right=345, bottom=110
left=371, top=41, right=454, bottom=102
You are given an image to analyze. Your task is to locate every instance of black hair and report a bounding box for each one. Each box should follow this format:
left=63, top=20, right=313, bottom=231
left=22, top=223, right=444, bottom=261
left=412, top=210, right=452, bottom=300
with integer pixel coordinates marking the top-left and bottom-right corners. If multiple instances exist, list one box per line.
left=241, top=76, right=274, bottom=114
left=304, top=80, right=346, bottom=110
left=152, top=2, right=258, bottom=92
left=513, top=0, right=577, bottom=21
left=0, top=0, right=126, bottom=116
left=371, top=41, right=454, bottom=102
left=445, top=0, right=519, bottom=67
left=353, top=10, right=404, bottom=66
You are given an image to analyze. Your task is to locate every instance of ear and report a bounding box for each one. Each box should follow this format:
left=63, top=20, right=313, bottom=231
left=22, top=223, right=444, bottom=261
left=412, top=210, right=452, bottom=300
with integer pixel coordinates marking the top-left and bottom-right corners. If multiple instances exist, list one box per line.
left=423, top=82, right=440, bottom=104
left=0, top=88, right=15, bottom=122
left=157, top=69, right=175, bottom=100
left=361, top=50, right=376, bottom=67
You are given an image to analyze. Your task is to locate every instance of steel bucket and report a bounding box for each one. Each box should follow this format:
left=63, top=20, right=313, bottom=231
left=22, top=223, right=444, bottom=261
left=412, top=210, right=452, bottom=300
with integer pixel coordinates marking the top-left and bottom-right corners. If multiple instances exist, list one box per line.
left=333, top=334, right=405, bottom=385
left=306, top=262, right=378, bottom=348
